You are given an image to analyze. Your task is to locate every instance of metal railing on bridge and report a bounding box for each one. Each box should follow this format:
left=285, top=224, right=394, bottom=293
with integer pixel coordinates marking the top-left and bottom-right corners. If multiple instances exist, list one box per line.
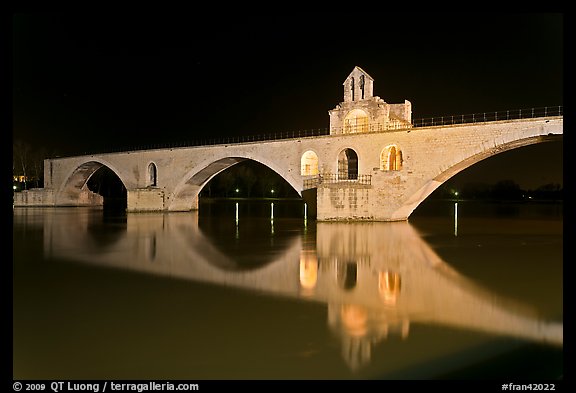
left=303, top=173, right=372, bottom=189
left=412, top=106, right=563, bottom=128
left=63, top=105, right=563, bottom=157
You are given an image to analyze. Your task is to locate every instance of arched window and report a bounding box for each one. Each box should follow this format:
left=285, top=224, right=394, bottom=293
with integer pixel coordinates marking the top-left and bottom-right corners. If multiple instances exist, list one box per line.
left=350, top=77, right=355, bottom=101
left=148, top=162, right=157, bottom=187
left=338, top=148, right=358, bottom=180
left=380, top=145, right=403, bottom=171
left=300, top=150, right=319, bottom=176
left=343, top=109, right=369, bottom=134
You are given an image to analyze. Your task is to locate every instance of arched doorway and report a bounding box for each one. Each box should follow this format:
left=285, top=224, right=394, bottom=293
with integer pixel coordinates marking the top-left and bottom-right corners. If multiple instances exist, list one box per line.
left=344, top=109, right=369, bottom=134
left=301, top=150, right=319, bottom=176
left=380, top=145, right=403, bottom=171
left=338, top=149, right=358, bottom=180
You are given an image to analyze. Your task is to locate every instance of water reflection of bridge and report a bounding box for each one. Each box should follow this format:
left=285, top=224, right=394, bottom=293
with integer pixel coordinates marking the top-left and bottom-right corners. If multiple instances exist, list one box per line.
left=25, top=208, right=562, bottom=371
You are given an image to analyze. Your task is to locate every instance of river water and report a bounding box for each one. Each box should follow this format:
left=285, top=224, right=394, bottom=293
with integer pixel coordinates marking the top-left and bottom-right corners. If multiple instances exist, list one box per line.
left=12, top=199, right=563, bottom=380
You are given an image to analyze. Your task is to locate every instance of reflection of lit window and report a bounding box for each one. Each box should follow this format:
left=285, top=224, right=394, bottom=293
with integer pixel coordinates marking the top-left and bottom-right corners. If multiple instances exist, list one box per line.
left=299, top=251, right=318, bottom=293
left=337, top=261, right=357, bottom=290
left=379, top=271, right=401, bottom=305
left=340, top=304, right=367, bottom=337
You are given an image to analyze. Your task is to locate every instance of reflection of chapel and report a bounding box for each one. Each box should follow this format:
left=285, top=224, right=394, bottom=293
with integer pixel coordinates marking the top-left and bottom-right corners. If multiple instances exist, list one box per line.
left=329, top=66, right=412, bottom=134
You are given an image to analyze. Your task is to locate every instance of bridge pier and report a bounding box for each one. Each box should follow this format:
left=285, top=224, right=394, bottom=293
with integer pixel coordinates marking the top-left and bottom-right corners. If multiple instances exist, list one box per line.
left=13, top=187, right=103, bottom=208
left=309, top=173, right=414, bottom=222
left=13, top=188, right=55, bottom=207
left=316, top=185, right=377, bottom=221
left=127, top=188, right=166, bottom=212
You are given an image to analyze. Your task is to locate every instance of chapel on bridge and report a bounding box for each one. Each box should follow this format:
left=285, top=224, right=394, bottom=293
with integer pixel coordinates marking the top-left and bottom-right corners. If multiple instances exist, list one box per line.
left=329, top=66, right=412, bottom=134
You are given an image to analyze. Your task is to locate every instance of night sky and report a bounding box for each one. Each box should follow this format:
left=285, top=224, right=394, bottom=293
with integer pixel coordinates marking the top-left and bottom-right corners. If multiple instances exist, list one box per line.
left=10, top=13, right=564, bottom=189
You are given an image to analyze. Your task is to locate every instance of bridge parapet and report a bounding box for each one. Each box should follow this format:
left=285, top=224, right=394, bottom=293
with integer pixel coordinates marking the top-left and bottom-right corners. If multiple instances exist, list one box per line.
left=330, top=121, right=412, bottom=134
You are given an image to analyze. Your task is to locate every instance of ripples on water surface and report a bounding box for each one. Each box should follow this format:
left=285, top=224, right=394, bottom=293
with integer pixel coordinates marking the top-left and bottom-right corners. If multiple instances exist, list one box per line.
left=12, top=199, right=562, bottom=380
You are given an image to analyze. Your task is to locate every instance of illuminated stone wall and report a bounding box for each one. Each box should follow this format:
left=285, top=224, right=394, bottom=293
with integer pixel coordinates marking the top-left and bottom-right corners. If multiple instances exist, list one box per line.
left=15, top=116, right=562, bottom=220
left=127, top=188, right=165, bottom=211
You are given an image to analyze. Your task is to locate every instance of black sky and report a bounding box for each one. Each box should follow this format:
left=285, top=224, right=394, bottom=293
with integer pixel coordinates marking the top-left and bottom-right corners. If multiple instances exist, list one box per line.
left=10, top=12, right=564, bottom=189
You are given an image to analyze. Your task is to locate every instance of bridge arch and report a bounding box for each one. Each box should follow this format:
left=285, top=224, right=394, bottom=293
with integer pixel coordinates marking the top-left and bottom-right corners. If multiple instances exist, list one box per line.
left=394, top=135, right=562, bottom=220
left=56, top=159, right=132, bottom=207
left=168, top=155, right=303, bottom=211
left=433, top=136, right=561, bottom=185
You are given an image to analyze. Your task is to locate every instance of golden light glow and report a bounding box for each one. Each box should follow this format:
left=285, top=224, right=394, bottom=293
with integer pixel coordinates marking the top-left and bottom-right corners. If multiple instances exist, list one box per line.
left=380, top=145, right=403, bottom=171
left=300, top=151, right=319, bottom=176
left=344, top=109, right=369, bottom=133
left=299, top=251, right=318, bottom=293
left=379, top=271, right=401, bottom=305
left=340, top=304, right=368, bottom=337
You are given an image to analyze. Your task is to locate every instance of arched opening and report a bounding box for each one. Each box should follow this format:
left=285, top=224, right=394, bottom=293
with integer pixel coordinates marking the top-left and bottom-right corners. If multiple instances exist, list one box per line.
left=344, top=109, right=369, bottom=133
left=301, top=150, right=319, bottom=176
left=419, top=139, right=563, bottom=203
left=86, top=166, right=127, bottom=210
left=338, top=149, right=359, bottom=180
left=199, top=159, right=300, bottom=200
left=380, top=145, right=403, bottom=171
left=148, top=162, right=157, bottom=187
left=350, top=77, right=355, bottom=101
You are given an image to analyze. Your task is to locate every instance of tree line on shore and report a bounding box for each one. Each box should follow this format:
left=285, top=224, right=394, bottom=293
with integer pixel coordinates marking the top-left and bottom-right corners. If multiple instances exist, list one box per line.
left=434, top=179, right=562, bottom=201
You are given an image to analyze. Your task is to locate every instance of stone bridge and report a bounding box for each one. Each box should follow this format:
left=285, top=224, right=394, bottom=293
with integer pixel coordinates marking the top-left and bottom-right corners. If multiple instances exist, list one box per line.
left=13, top=66, right=563, bottom=221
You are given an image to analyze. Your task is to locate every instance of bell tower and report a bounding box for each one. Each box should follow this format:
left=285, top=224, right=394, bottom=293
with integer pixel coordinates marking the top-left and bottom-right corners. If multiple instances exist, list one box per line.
left=343, top=66, right=375, bottom=102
